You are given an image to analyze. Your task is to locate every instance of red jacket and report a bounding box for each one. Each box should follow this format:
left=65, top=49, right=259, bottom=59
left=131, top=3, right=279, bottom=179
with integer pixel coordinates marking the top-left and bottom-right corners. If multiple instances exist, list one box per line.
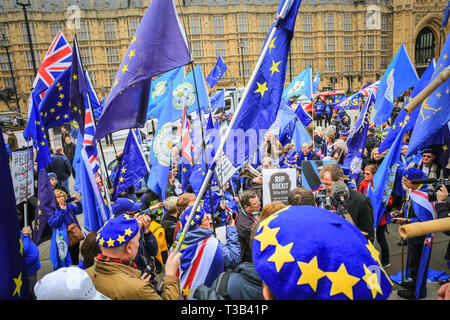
left=358, top=179, right=391, bottom=226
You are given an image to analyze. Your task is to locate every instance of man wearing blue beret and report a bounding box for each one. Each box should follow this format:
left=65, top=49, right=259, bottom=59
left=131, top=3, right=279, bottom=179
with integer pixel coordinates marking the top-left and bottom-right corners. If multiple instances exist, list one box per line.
left=403, top=148, right=443, bottom=192
left=392, top=167, right=433, bottom=299
left=252, top=205, right=392, bottom=300
left=86, top=214, right=181, bottom=300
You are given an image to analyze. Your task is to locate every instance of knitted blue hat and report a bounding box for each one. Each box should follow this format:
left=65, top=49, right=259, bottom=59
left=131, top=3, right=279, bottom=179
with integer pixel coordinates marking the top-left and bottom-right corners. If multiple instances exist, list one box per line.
left=180, top=205, right=206, bottom=230
left=252, top=206, right=393, bottom=300
left=112, top=198, right=143, bottom=217
left=48, top=172, right=57, bottom=179
left=403, top=167, right=426, bottom=181
left=96, top=214, right=139, bottom=248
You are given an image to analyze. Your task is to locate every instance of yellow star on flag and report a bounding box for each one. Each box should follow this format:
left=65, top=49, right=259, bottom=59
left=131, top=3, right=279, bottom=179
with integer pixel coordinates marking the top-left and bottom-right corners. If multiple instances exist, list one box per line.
left=254, top=81, right=268, bottom=98
left=443, top=145, right=448, bottom=152
left=122, top=64, right=129, bottom=74
left=269, top=60, right=281, bottom=76
left=12, top=272, right=22, bottom=297
left=297, top=256, right=326, bottom=292
left=254, top=224, right=280, bottom=251
left=73, top=74, right=78, bottom=80
left=268, top=242, right=295, bottom=272
left=362, top=264, right=383, bottom=299
left=119, top=177, right=124, bottom=183
left=131, top=36, right=137, bottom=44
left=269, top=37, right=277, bottom=53
left=325, top=263, right=360, bottom=300
left=436, top=92, right=442, bottom=98
left=121, top=167, right=127, bottom=173
left=182, top=285, right=193, bottom=298
left=57, top=101, right=62, bottom=107
left=19, top=237, right=23, bottom=256
left=114, top=79, right=119, bottom=87
left=128, top=49, right=136, bottom=59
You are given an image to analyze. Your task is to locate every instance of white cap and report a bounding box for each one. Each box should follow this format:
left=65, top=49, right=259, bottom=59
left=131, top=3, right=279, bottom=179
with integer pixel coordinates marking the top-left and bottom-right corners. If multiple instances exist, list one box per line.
left=34, top=266, right=110, bottom=300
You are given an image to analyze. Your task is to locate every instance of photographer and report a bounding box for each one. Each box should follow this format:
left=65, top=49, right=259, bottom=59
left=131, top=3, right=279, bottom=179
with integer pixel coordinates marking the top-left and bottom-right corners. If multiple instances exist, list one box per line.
left=319, top=163, right=374, bottom=243
left=111, top=198, right=159, bottom=284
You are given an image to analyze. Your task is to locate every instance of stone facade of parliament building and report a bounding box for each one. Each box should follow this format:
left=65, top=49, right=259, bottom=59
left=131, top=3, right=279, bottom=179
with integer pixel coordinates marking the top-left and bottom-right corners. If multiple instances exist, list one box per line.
left=0, top=0, right=448, bottom=113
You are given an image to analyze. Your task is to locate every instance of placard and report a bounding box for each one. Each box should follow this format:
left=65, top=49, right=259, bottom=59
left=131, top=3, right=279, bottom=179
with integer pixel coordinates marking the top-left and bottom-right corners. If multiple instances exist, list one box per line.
left=214, top=153, right=238, bottom=188
left=11, top=147, right=34, bottom=204
left=262, top=168, right=297, bottom=206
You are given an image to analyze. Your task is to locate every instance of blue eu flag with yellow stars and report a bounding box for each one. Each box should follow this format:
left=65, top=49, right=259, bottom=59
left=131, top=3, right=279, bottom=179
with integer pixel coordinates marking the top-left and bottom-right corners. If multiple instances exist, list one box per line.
left=0, top=137, right=29, bottom=299
left=378, top=59, right=436, bottom=154
left=282, top=66, right=313, bottom=100
left=206, top=55, right=227, bottom=89
left=95, top=0, right=191, bottom=141
left=39, top=66, right=72, bottom=129
left=69, top=37, right=88, bottom=135
left=227, top=0, right=302, bottom=164
left=23, top=95, right=52, bottom=170
left=442, top=0, right=450, bottom=28
left=407, top=34, right=450, bottom=157
left=208, top=89, right=225, bottom=114
left=113, top=129, right=149, bottom=200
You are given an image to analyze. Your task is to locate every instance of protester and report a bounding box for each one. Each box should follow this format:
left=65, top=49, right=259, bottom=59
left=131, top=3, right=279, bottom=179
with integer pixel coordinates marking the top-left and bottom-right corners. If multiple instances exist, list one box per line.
left=60, top=125, right=70, bottom=149
left=21, top=226, right=41, bottom=299
left=47, top=147, right=72, bottom=192
left=63, top=135, right=76, bottom=177
left=86, top=214, right=181, bottom=300
left=252, top=206, right=392, bottom=299
left=236, top=190, right=261, bottom=263
left=4, top=128, right=18, bottom=151
left=35, top=266, right=110, bottom=300
left=48, top=189, right=83, bottom=265
left=79, top=231, right=102, bottom=270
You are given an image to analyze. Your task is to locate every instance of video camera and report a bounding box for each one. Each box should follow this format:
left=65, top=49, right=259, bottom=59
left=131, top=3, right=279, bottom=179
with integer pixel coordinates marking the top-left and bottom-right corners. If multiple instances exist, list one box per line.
left=411, top=177, right=450, bottom=202
left=314, top=189, right=334, bottom=210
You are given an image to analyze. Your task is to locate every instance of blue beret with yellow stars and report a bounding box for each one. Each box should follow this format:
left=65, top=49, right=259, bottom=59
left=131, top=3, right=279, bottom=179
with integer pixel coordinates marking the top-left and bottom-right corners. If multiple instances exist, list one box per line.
left=252, top=206, right=393, bottom=300
left=96, top=214, right=140, bottom=248
left=180, top=205, right=206, bottom=230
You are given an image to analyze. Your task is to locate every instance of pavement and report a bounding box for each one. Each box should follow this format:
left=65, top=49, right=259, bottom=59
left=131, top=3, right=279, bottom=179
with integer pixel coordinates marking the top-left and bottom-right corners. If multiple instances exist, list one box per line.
left=33, top=126, right=450, bottom=300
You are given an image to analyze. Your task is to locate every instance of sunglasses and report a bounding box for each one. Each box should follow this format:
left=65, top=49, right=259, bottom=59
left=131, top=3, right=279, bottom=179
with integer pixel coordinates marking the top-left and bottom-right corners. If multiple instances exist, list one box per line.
left=422, top=154, right=433, bottom=158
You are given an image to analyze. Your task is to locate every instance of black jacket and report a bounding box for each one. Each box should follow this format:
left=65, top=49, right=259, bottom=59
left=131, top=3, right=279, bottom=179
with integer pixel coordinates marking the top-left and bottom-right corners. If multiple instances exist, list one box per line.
left=161, top=213, right=178, bottom=249
left=345, top=189, right=375, bottom=243
left=436, top=201, right=450, bottom=236
left=48, top=154, right=72, bottom=181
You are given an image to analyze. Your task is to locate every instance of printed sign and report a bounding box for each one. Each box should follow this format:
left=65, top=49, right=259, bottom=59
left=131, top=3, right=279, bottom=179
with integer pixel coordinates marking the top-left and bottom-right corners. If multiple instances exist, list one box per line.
left=262, top=168, right=297, bottom=206
left=214, top=153, right=238, bottom=188
left=11, top=147, right=34, bottom=204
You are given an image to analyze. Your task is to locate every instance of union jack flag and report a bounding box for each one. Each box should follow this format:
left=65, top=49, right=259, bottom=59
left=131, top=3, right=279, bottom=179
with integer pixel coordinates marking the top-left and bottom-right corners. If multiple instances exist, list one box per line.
left=360, top=80, right=379, bottom=98
left=83, top=100, right=99, bottom=173
left=28, top=31, right=72, bottom=115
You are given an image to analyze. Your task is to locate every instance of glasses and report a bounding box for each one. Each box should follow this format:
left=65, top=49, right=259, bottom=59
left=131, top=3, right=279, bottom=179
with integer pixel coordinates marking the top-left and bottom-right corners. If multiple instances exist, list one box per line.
left=422, top=155, right=432, bottom=159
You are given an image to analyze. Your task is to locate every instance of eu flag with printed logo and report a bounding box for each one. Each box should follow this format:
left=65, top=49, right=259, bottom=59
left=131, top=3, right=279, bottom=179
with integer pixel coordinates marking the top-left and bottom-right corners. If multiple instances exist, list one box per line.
left=23, top=95, right=52, bottom=170
left=282, top=66, right=313, bottom=100
left=228, top=0, right=302, bottom=164
left=95, top=0, right=191, bottom=141
left=69, top=37, right=88, bottom=135
left=39, top=67, right=72, bottom=129
left=173, top=64, right=210, bottom=119
left=334, top=92, right=360, bottom=110
left=0, top=137, right=29, bottom=299
left=113, top=129, right=149, bottom=200
left=373, top=44, right=418, bottom=126
left=378, top=59, right=436, bottom=154
left=147, top=66, right=185, bottom=120
left=407, top=34, right=450, bottom=157
left=206, top=55, right=227, bottom=89
left=343, top=91, right=375, bottom=181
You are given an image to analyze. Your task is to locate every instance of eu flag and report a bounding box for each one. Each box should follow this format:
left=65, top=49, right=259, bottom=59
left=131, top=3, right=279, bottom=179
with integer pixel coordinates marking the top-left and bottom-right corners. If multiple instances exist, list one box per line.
left=228, top=0, right=302, bottom=164
left=206, top=55, right=227, bottom=89
left=282, top=66, right=313, bottom=100
left=69, top=37, right=88, bottom=135
left=378, top=59, right=436, bottom=154
left=407, top=34, right=450, bottom=157
left=343, top=91, right=375, bottom=181
left=0, top=137, right=29, bottom=299
left=442, top=0, right=450, bottom=28
left=33, top=168, right=57, bottom=246
left=23, top=95, right=52, bottom=170
left=113, top=129, right=149, bottom=200
left=373, top=44, right=418, bottom=126
left=94, top=0, right=191, bottom=141
left=39, top=67, right=72, bottom=129
left=208, top=89, right=225, bottom=114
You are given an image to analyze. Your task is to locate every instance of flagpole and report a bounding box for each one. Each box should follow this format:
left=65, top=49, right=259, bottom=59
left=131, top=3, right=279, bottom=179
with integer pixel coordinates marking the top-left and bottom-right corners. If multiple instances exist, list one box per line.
left=173, top=0, right=293, bottom=255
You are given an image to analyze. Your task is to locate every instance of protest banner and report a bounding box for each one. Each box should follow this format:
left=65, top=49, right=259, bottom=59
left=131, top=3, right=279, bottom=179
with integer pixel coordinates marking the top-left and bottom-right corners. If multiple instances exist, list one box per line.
left=11, top=147, right=34, bottom=205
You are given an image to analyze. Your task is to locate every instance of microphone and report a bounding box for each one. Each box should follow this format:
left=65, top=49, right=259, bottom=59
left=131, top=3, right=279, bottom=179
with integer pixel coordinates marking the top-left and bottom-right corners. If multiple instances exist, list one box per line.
left=410, top=178, right=436, bottom=184
left=331, top=181, right=350, bottom=203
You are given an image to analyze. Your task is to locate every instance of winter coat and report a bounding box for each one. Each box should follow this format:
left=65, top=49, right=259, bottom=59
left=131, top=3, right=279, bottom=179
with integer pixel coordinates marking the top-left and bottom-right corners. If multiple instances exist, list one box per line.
left=48, top=202, right=83, bottom=229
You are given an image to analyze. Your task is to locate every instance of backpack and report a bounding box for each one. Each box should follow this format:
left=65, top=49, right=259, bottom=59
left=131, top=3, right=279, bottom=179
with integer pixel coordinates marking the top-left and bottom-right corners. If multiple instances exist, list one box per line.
left=149, top=221, right=168, bottom=266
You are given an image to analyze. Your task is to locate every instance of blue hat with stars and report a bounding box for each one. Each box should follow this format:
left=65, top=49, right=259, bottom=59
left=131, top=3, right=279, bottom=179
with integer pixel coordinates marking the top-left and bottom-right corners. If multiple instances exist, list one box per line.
left=96, top=214, right=140, bottom=248
left=180, top=205, right=206, bottom=230
left=252, top=206, right=393, bottom=300
left=339, top=130, right=349, bottom=136
left=403, top=167, right=427, bottom=181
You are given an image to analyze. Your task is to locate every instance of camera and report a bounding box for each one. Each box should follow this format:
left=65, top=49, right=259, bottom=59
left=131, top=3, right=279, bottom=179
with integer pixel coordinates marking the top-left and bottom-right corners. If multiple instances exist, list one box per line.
left=427, top=179, right=450, bottom=202
left=139, top=208, right=162, bottom=223
left=314, top=189, right=334, bottom=210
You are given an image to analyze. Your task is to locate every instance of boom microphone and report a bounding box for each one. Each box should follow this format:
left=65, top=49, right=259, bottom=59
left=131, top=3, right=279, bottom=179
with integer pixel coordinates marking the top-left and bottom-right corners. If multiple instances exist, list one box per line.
left=331, top=181, right=350, bottom=203
left=410, top=178, right=437, bottom=185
